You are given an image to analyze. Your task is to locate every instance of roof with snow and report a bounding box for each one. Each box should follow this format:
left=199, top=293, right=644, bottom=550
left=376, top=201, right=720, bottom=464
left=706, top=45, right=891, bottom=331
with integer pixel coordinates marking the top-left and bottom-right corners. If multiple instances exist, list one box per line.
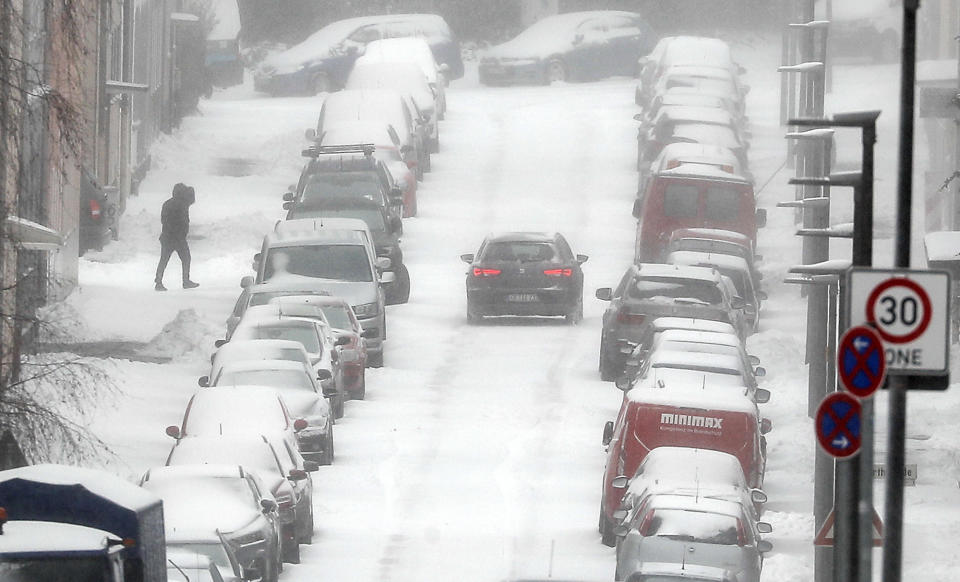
left=668, top=251, right=752, bottom=273
left=655, top=328, right=742, bottom=348
left=626, top=382, right=757, bottom=414
left=0, top=521, right=117, bottom=555
left=636, top=263, right=722, bottom=283
left=656, top=161, right=749, bottom=183
left=650, top=317, right=738, bottom=335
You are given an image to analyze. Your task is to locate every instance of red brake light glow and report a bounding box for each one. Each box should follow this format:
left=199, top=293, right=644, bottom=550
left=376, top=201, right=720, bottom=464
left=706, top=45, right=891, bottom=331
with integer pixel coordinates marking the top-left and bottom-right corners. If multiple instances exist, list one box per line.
left=473, top=267, right=501, bottom=277
left=617, top=310, right=645, bottom=325
left=89, top=199, right=101, bottom=218
left=543, top=268, right=573, bottom=277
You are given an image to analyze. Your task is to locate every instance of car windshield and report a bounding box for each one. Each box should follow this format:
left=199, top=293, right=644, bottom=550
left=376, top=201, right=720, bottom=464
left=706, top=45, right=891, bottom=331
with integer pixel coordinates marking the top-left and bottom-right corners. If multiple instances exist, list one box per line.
left=643, top=509, right=742, bottom=545
left=217, top=369, right=314, bottom=391
left=704, top=186, right=742, bottom=221
left=629, top=279, right=722, bottom=305
left=319, top=305, right=354, bottom=330
left=482, top=241, right=556, bottom=262
left=166, top=543, right=232, bottom=569
left=264, top=245, right=372, bottom=282
left=244, top=324, right=320, bottom=353
left=169, top=444, right=280, bottom=477
left=303, top=172, right=381, bottom=200
left=287, top=206, right=387, bottom=232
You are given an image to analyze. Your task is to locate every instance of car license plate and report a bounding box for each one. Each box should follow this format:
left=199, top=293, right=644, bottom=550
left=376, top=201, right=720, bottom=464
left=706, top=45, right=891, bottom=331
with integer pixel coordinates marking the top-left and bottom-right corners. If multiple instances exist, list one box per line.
left=506, top=293, right=539, bottom=302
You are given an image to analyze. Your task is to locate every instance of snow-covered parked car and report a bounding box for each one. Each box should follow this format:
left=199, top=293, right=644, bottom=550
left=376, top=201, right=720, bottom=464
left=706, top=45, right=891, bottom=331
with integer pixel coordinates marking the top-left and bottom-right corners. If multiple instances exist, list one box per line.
left=345, top=61, right=439, bottom=153
left=208, top=359, right=337, bottom=452
left=357, top=37, right=448, bottom=119
left=165, top=433, right=318, bottom=564
left=254, top=13, right=462, bottom=95
left=666, top=251, right=765, bottom=333
left=613, top=494, right=772, bottom=582
left=637, top=36, right=744, bottom=102
left=479, top=10, right=656, bottom=85
left=166, top=550, right=240, bottom=582
left=139, top=464, right=283, bottom=582
left=624, top=349, right=769, bottom=404
left=209, top=339, right=313, bottom=381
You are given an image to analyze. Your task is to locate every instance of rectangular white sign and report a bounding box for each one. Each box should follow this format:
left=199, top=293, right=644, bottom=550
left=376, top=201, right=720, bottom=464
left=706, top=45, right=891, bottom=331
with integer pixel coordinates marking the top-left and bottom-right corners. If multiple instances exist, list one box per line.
left=873, top=463, right=917, bottom=486
left=846, top=268, right=950, bottom=375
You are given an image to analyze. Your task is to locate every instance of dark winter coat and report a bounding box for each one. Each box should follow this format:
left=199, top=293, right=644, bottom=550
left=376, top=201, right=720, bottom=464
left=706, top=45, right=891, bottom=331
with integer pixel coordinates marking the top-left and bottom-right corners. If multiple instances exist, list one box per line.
left=160, top=186, right=194, bottom=241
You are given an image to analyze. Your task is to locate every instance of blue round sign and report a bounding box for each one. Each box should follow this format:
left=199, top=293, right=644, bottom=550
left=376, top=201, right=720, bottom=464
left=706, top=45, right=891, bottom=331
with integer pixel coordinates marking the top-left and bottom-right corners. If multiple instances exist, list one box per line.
left=838, top=326, right=886, bottom=398
left=815, top=392, right=862, bottom=458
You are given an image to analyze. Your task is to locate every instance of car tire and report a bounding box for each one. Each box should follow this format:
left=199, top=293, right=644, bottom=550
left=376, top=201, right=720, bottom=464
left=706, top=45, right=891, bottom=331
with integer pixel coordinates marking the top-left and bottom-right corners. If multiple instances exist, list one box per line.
left=395, top=264, right=411, bottom=304
left=599, top=341, right=618, bottom=382
left=565, top=298, right=584, bottom=325
left=282, top=528, right=300, bottom=563
left=424, top=151, right=432, bottom=172
left=321, top=426, right=335, bottom=466
left=299, top=506, right=314, bottom=545
left=353, top=373, right=366, bottom=400
left=368, top=350, right=384, bottom=368
left=599, top=508, right=617, bottom=547
left=312, top=72, right=332, bottom=94
left=333, top=394, right=345, bottom=419
left=264, top=556, right=280, bottom=582
left=467, top=299, right=483, bottom=324
left=546, top=59, right=567, bottom=84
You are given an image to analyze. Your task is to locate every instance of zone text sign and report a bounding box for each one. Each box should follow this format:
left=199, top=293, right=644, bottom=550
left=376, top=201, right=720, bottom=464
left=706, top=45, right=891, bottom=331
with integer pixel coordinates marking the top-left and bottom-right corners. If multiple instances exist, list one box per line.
left=847, top=268, right=950, bottom=375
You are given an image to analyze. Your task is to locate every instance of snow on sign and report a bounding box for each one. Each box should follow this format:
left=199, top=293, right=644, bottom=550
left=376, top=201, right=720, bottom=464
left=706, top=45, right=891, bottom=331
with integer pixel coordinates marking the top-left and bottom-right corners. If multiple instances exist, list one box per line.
left=846, top=268, right=950, bottom=375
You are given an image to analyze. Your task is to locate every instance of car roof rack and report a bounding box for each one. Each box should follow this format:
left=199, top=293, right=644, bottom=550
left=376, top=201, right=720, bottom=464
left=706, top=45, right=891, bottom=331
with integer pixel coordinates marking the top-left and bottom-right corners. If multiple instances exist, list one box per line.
left=302, top=143, right=376, bottom=158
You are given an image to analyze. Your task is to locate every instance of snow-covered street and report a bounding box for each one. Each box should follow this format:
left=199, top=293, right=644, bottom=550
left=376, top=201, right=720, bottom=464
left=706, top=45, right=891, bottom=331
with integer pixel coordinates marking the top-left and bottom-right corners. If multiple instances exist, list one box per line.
left=63, top=35, right=960, bottom=582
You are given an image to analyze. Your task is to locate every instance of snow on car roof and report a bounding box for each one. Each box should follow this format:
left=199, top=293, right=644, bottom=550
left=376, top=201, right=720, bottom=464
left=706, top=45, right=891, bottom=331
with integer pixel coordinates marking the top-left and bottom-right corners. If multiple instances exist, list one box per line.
left=213, top=339, right=309, bottom=361
left=248, top=278, right=336, bottom=294
left=166, top=435, right=280, bottom=475
left=651, top=317, right=738, bottom=335
left=662, top=64, right=736, bottom=81
left=636, top=262, right=721, bottom=283
left=359, top=37, right=438, bottom=82
left=637, top=447, right=746, bottom=482
left=668, top=251, right=752, bottom=273
left=654, top=105, right=735, bottom=126
left=0, top=464, right=160, bottom=512
left=185, top=386, right=288, bottom=433
left=485, top=10, right=640, bottom=59
left=675, top=228, right=752, bottom=244
left=0, top=521, right=116, bottom=555
left=658, top=161, right=749, bottom=183
left=322, top=89, right=409, bottom=123
left=217, top=359, right=310, bottom=373
left=347, top=62, right=432, bottom=101
left=655, top=328, right=742, bottom=348
left=646, top=493, right=743, bottom=515
left=487, top=231, right=557, bottom=243
left=322, top=122, right=396, bottom=148
left=635, top=561, right=733, bottom=581
left=661, top=36, right=735, bottom=68
left=270, top=294, right=350, bottom=308
left=649, top=349, right=745, bottom=373
left=207, top=0, right=240, bottom=41
left=924, top=230, right=960, bottom=261
left=270, top=220, right=369, bottom=245
left=670, top=123, right=741, bottom=149
left=241, top=303, right=327, bottom=326
left=626, top=382, right=757, bottom=414
left=656, top=142, right=738, bottom=166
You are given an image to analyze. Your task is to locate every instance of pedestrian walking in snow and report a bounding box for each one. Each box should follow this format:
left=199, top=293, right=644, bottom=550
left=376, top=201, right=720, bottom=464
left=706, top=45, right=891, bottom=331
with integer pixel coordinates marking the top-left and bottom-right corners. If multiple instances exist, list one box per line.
left=155, top=183, right=199, bottom=291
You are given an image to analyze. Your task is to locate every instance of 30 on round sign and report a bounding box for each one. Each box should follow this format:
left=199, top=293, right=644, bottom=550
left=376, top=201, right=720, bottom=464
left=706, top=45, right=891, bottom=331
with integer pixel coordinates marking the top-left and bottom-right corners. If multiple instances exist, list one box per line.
left=865, top=278, right=932, bottom=344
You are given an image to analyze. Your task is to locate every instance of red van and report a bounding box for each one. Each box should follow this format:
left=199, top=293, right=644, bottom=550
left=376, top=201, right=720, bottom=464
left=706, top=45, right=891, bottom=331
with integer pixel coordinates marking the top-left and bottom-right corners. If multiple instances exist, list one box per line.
left=598, top=384, right=768, bottom=545
left=633, top=163, right=765, bottom=262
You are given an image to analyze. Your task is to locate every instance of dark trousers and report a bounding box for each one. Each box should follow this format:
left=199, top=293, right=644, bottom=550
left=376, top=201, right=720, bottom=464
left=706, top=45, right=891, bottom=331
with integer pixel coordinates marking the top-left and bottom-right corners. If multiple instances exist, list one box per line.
left=155, top=237, right=191, bottom=283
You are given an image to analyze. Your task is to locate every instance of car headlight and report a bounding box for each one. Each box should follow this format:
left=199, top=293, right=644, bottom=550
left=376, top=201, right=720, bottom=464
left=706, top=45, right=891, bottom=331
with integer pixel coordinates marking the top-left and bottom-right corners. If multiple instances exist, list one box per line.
left=353, top=302, right=378, bottom=318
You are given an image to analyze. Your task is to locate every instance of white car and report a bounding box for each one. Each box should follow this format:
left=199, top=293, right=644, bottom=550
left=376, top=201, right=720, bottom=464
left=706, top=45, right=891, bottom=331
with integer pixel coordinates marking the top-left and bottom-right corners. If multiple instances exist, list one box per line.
left=628, top=349, right=769, bottom=403
left=209, top=339, right=313, bottom=382
left=358, top=37, right=447, bottom=118
left=166, top=550, right=239, bottom=582
left=210, top=360, right=335, bottom=458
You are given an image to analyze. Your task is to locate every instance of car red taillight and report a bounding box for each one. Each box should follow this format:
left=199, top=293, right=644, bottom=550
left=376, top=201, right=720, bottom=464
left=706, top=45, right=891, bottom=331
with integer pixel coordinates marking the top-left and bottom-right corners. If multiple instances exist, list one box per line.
left=617, top=310, right=645, bottom=325
left=89, top=199, right=101, bottom=219
left=473, top=267, right=501, bottom=277
left=543, top=268, right=573, bottom=277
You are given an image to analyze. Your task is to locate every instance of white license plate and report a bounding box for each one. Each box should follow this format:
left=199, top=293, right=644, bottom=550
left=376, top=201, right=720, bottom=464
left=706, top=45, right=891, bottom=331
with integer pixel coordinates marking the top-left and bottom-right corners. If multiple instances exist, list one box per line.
left=506, top=294, right=539, bottom=302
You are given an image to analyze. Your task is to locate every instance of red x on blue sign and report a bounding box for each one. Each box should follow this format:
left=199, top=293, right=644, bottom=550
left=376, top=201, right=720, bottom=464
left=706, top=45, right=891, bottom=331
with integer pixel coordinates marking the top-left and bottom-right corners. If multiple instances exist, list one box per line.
left=838, top=326, right=886, bottom=398
left=816, top=392, right=862, bottom=459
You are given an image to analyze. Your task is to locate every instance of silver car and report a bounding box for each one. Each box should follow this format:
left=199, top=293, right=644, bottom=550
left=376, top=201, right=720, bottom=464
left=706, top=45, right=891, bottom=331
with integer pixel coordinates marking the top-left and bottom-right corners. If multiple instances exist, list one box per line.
left=614, top=494, right=772, bottom=582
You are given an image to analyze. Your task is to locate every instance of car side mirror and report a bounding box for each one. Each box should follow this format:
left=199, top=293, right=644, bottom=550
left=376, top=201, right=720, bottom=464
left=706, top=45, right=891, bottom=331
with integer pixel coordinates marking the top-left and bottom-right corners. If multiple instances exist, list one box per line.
left=380, top=271, right=396, bottom=284
left=198, top=376, right=209, bottom=387
left=282, top=191, right=294, bottom=202
left=293, top=418, right=308, bottom=432
left=751, top=489, right=768, bottom=505
left=761, top=418, right=773, bottom=434
left=615, top=376, right=631, bottom=391
left=304, top=128, right=316, bottom=141
left=748, top=354, right=761, bottom=365
left=757, top=522, right=773, bottom=535
left=595, top=288, right=613, bottom=301
left=375, top=256, right=392, bottom=270
left=260, top=498, right=278, bottom=513
left=611, top=475, right=629, bottom=489
left=361, top=328, right=377, bottom=339
left=460, top=253, right=474, bottom=263
left=390, top=187, right=403, bottom=200
left=335, top=335, right=350, bottom=347
left=757, top=290, right=768, bottom=301
left=576, top=254, right=589, bottom=264
left=731, top=297, right=746, bottom=310
left=754, top=388, right=771, bottom=404
left=401, top=144, right=414, bottom=155
left=632, top=198, right=642, bottom=219
left=438, top=63, right=450, bottom=74
left=756, top=208, right=767, bottom=228
left=317, top=369, right=332, bottom=381
left=240, top=275, right=253, bottom=289
left=757, top=539, right=773, bottom=553
left=282, top=201, right=293, bottom=210
left=214, top=339, right=228, bottom=348
left=754, top=366, right=767, bottom=378
left=322, top=387, right=339, bottom=398
left=602, top=421, right=614, bottom=446
left=288, top=468, right=308, bottom=481
left=165, top=425, right=181, bottom=439
left=633, top=113, right=644, bottom=122
left=303, top=460, right=320, bottom=472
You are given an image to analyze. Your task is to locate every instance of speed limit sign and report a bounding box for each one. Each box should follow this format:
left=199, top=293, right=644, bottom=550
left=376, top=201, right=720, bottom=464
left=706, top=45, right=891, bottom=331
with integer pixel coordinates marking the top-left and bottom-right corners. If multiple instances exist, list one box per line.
left=847, top=268, right=950, bottom=375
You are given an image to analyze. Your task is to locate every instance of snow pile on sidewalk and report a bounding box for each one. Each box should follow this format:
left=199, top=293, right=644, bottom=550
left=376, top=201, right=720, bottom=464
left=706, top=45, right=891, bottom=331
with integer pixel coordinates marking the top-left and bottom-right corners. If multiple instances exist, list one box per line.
left=141, top=309, right=219, bottom=361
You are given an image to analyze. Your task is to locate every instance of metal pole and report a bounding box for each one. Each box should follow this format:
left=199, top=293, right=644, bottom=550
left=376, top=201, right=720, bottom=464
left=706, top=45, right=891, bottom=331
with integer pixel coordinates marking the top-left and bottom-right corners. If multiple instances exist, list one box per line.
left=883, top=2, right=919, bottom=582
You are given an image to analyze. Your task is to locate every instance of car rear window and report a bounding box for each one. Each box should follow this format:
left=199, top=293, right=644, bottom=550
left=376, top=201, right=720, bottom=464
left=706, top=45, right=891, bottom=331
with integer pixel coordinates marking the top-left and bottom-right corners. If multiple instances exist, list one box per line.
left=264, top=245, right=372, bottom=282
left=287, top=205, right=387, bottom=232
left=482, top=242, right=556, bottom=262
left=642, top=509, right=743, bottom=545
left=662, top=184, right=700, bottom=218
left=217, top=369, right=314, bottom=392
left=247, top=324, right=320, bottom=354
left=303, top=172, right=380, bottom=200
left=704, top=186, right=741, bottom=222
left=629, top=279, right=722, bottom=305
left=319, top=305, right=353, bottom=330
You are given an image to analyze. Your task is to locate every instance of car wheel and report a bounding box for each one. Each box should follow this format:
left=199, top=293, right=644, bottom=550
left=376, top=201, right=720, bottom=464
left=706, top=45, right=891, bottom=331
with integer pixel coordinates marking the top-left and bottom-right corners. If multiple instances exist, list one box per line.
left=396, top=264, right=411, bottom=303
left=546, top=59, right=567, bottom=84
left=281, top=528, right=300, bottom=563
left=299, top=506, right=314, bottom=544
left=368, top=350, right=384, bottom=368
left=599, top=342, right=618, bottom=382
left=263, top=556, right=279, bottom=582
left=599, top=507, right=617, bottom=547
left=565, top=298, right=584, bottom=325
left=424, top=151, right=432, bottom=172
left=321, top=425, right=335, bottom=466
left=467, top=299, right=483, bottom=324
left=312, top=72, right=332, bottom=94
left=353, top=373, right=366, bottom=400
left=333, top=394, right=345, bottom=419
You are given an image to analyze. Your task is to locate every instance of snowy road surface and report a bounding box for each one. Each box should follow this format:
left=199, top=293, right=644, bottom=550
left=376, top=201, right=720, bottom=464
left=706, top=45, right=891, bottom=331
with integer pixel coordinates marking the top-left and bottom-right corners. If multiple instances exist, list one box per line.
left=71, top=37, right=960, bottom=582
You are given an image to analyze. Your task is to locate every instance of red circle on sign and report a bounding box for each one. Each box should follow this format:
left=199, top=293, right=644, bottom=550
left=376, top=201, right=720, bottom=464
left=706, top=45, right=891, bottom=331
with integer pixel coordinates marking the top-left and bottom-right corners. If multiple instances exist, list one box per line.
left=815, top=392, right=862, bottom=459
left=837, top=326, right=886, bottom=398
left=865, top=278, right=932, bottom=343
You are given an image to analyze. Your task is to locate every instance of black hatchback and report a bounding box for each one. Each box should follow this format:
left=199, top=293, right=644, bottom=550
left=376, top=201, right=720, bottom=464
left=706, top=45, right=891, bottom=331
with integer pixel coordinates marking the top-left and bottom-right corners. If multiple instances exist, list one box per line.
left=461, top=232, right=588, bottom=324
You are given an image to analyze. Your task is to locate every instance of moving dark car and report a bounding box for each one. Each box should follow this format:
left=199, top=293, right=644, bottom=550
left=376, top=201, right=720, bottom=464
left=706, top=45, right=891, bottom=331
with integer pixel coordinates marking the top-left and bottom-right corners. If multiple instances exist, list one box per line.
left=461, top=232, right=588, bottom=324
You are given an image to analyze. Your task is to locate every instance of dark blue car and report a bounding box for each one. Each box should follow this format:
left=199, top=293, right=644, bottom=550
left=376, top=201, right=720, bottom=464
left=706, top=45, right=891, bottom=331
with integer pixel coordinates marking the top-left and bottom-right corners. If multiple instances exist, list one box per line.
left=255, top=14, right=463, bottom=96
left=479, top=11, right=655, bottom=86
